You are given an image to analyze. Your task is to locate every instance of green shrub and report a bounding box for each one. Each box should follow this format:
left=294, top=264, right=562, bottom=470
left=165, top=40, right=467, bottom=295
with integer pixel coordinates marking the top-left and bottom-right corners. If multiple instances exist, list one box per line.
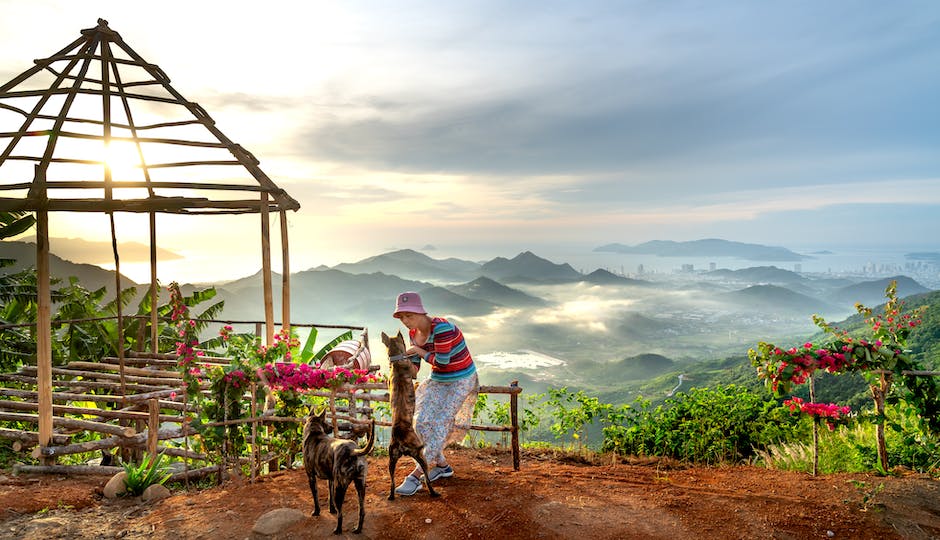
left=601, top=384, right=801, bottom=464
left=886, top=401, right=940, bottom=473
left=123, top=452, right=172, bottom=496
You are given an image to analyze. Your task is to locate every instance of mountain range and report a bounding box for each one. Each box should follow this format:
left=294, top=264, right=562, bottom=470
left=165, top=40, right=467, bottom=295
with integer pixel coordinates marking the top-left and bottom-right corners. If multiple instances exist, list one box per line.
left=0, top=240, right=139, bottom=294
left=595, top=238, right=809, bottom=261
left=2, top=239, right=932, bottom=324
left=2, top=238, right=935, bottom=388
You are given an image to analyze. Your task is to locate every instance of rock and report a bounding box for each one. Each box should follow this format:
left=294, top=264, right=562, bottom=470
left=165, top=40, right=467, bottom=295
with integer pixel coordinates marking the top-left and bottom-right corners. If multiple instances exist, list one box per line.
left=252, top=508, right=306, bottom=536
left=103, top=471, right=128, bottom=499
left=141, top=483, right=171, bottom=502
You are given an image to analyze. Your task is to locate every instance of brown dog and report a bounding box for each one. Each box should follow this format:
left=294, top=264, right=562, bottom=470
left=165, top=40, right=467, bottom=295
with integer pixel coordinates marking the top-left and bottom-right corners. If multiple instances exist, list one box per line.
left=302, top=408, right=375, bottom=534
left=382, top=330, right=440, bottom=500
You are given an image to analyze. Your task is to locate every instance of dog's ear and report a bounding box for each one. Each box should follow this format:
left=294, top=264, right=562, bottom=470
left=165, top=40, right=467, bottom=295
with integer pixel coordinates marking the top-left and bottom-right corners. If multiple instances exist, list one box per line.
left=395, top=330, right=403, bottom=341
left=381, top=332, right=390, bottom=346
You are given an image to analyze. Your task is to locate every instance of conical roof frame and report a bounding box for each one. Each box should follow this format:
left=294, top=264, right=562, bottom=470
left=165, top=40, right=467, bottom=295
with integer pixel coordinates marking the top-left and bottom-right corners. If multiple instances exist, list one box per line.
left=0, top=18, right=300, bottom=215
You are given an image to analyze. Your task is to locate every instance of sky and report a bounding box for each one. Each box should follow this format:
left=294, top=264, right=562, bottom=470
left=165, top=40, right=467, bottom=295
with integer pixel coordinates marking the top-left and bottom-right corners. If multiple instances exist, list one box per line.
left=1, top=1, right=939, bottom=283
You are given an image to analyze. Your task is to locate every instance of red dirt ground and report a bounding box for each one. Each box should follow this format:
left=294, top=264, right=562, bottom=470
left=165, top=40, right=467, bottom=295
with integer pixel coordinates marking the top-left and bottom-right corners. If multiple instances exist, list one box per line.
left=1, top=446, right=939, bottom=539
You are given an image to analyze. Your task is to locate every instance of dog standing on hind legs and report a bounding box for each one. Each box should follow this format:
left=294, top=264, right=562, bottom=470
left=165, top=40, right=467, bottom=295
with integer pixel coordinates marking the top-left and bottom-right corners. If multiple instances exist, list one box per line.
left=302, top=408, right=375, bottom=534
left=382, top=330, right=440, bottom=500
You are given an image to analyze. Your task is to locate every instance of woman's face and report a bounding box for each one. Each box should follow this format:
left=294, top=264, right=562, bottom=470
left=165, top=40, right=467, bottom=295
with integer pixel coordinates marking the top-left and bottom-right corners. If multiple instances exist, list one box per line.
left=397, top=312, right=423, bottom=329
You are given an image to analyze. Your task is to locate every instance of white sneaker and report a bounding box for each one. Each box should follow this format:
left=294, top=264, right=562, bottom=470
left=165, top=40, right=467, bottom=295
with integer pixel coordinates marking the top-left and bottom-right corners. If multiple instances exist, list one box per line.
left=395, top=475, right=423, bottom=496
left=426, top=464, right=454, bottom=482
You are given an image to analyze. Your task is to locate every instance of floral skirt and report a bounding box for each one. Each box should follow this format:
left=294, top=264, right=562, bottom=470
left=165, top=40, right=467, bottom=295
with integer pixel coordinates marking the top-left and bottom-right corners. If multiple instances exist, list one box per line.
left=413, top=372, right=479, bottom=467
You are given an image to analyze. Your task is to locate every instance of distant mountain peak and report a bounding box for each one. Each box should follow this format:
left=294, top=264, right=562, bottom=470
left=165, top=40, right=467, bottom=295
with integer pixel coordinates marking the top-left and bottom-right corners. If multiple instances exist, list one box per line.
left=583, top=268, right=651, bottom=286
left=481, top=251, right=581, bottom=283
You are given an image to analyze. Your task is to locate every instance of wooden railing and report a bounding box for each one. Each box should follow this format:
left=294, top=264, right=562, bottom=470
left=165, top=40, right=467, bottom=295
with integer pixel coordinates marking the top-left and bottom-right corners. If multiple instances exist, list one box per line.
left=1, top=320, right=524, bottom=477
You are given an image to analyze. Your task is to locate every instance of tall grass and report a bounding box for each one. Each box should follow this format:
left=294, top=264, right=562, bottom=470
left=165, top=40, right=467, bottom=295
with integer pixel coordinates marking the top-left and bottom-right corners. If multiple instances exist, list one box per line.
left=757, top=424, right=873, bottom=474
left=758, top=402, right=940, bottom=474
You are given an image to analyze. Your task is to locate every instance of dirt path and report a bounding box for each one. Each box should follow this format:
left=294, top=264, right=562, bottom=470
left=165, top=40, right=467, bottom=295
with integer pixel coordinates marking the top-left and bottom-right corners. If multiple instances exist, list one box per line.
left=2, top=447, right=939, bottom=539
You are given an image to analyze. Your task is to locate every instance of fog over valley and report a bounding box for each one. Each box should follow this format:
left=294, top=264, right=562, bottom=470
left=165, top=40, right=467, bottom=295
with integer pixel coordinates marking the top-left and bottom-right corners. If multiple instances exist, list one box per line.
left=4, top=238, right=934, bottom=398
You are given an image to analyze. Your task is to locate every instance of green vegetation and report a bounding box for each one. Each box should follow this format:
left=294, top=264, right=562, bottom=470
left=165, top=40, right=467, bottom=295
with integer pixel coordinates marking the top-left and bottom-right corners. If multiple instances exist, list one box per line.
left=122, top=452, right=172, bottom=496
left=473, top=283, right=940, bottom=475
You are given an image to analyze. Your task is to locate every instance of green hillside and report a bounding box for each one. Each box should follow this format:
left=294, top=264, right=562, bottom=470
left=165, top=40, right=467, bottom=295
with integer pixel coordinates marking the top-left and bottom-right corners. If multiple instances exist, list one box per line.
left=593, top=289, right=940, bottom=408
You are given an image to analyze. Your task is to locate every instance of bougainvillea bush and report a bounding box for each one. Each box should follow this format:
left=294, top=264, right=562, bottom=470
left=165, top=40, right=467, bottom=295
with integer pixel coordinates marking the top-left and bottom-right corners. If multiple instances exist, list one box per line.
left=749, top=280, right=939, bottom=471
left=166, top=283, right=382, bottom=466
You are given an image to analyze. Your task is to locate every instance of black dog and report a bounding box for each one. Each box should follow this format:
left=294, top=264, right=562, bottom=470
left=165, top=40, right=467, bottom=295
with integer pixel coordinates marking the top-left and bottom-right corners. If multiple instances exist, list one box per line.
left=382, top=331, right=440, bottom=500
left=302, top=408, right=375, bottom=534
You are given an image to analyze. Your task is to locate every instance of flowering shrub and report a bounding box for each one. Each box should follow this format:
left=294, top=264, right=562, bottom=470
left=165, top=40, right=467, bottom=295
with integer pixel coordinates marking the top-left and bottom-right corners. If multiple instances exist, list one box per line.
left=163, top=283, right=384, bottom=469
left=783, top=397, right=851, bottom=431
left=259, top=363, right=381, bottom=392
left=750, top=281, right=925, bottom=404
left=750, top=339, right=902, bottom=398
left=749, top=280, right=937, bottom=471
left=168, top=282, right=207, bottom=398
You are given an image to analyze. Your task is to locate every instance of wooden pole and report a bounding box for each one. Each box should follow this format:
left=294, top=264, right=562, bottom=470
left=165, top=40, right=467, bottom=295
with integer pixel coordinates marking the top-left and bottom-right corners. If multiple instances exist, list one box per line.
left=280, top=209, right=291, bottom=333
left=330, top=389, right=339, bottom=437
left=510, top=380, right=520, bottom=471
left=259, top=193, right=276, bottom=414
left=148, top=398, right=159, bottom=458
left=809, top=375, right=818, bottom=476
left=35, top=207, right=53, bottom=461
left=101, top=38, right=127, bottom=403
left=873, top=373, right=891, bottom=471
left=260, top=192, right=274, bottom=346
left=149, top=212, right=159, bottom=353
left=250, top=382, right=258, bottom=483
left=109, top=233, right=128, bottom=382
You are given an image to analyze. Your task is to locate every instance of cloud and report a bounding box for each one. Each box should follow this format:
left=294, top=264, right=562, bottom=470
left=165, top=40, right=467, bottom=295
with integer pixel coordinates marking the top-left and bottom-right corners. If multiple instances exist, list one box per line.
left=278, top=3, right=940, bottom=205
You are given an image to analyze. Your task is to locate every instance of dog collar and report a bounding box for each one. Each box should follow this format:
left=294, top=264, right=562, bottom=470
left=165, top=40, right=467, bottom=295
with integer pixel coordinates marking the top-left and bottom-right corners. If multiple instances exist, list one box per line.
left=388, top=354, right=420, bottom=362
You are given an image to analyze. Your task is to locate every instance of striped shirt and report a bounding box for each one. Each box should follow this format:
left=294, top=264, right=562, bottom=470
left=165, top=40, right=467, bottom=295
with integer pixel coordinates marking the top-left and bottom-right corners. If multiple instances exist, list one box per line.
left=410, top=317, right=476, bottom=382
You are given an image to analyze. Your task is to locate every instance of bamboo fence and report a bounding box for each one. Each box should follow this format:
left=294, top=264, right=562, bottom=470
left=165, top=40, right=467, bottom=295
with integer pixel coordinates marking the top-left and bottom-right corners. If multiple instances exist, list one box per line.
left=0, top=320, right=524, bottom=480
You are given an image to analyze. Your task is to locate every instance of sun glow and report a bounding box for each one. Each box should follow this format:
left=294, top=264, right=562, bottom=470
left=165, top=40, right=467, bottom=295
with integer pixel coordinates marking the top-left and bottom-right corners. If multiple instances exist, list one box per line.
left=102, top=141, right=142, bottom=181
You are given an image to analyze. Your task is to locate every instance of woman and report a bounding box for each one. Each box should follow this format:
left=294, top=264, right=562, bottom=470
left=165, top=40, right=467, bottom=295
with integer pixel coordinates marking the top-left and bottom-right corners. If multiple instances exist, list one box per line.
left=392, top=291, right=478, bottom=496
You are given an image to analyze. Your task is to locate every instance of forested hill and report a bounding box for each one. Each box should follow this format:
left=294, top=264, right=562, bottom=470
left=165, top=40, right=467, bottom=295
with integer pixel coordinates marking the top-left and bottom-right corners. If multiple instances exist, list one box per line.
left=612, top=289, right=940, bottom=408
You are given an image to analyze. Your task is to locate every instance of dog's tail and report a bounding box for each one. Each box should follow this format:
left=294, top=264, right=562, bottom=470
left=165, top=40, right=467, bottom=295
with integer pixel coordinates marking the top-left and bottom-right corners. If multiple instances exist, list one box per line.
left=354, top=419, right=376, bottom=457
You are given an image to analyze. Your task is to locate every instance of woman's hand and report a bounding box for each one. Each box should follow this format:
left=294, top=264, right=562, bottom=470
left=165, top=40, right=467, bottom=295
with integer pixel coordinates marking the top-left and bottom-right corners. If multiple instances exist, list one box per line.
left=406, top=346, right=427, bottom=359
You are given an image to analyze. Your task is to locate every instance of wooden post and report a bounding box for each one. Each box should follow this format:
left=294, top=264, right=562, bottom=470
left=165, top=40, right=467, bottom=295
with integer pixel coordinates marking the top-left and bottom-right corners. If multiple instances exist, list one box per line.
left=110, top=215, right=128, bottom=406
left=149, top=212, right=159, bottom=353
left=147, top=398, right=159, bottom=458
left=259, top=194, right=276, bottom=415
left=250, top=382, right=258, bottom=483
left=330, top=389, right=339, bottom=437
left=183, top=390, right=190, bottom=491
left=873, top=372, right=891, bottom=471
left=809, top=375, right=818, bottom=476
left=260, top=192, right=274, bottom=346
left=510, top=380, right=520, bottom=471
left=280, top=210, right=290, bottom=333
left=35, top=207, right=53, bottom=463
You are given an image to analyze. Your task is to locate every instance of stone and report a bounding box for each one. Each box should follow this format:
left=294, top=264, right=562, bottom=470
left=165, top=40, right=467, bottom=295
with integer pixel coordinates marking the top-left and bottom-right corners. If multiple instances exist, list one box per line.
left=141, top=483, right=171, bottom=502
left=103, top=471, right=127, bottom=499
left=252, top=508, right=306, bottom=536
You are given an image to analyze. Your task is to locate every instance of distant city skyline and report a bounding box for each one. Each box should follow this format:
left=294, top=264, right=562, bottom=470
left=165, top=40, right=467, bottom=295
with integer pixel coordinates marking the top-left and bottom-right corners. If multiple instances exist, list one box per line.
left=0, top=1, right=938, bottom=281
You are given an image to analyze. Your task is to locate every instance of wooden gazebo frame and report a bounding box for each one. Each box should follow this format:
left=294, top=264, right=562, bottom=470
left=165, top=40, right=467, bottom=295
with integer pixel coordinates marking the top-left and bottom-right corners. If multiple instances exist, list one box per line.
left=0, top=19, right=299, bottom=457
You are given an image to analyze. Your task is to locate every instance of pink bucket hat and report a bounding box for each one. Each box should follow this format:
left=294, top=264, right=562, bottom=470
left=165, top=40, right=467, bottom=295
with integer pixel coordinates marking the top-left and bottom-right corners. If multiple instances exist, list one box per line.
left=393, top=291, right=427, bottom=318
